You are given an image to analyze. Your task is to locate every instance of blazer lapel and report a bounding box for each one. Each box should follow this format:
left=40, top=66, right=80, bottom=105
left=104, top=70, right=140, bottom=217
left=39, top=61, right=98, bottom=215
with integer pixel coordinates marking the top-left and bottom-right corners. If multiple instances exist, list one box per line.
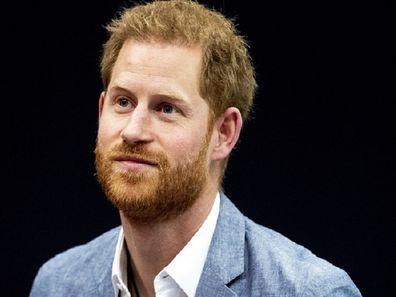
left=92, top=227, right=120, bottom=296
left=196, top=193, right=246, bottom=297
left=196, top=268, right=239, bottom=297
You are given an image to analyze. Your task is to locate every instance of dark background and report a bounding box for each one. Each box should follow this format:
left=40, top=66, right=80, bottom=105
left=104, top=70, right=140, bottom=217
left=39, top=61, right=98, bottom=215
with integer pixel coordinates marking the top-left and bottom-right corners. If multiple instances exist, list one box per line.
left=3, top=0, right=394, bottom=296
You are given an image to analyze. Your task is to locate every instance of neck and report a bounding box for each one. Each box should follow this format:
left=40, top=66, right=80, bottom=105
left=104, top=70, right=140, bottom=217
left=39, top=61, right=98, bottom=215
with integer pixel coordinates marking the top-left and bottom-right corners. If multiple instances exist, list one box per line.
left=120, top=187, right=218, bottom=297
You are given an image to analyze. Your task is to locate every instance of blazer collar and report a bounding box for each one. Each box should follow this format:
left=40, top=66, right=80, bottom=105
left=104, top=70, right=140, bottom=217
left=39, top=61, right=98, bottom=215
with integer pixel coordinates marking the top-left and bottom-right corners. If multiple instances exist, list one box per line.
left=95, top=195, right=246, bottom=296
left=196, top=193, right=245, bottom=296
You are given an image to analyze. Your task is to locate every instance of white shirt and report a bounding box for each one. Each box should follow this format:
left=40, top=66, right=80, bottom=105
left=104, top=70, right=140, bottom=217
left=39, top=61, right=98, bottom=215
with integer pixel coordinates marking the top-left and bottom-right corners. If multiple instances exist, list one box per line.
left=112, top=193, right=220, bottom=297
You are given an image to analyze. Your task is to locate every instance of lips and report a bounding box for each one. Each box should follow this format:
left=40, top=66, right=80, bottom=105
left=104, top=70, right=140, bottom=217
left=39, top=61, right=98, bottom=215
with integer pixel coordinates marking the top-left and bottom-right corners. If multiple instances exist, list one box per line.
left=113, top=155, right=158, bottom=167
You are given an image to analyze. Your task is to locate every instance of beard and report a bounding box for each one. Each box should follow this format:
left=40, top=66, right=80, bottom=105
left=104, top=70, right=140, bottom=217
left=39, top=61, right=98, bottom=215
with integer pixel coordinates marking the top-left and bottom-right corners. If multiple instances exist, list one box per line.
left=94, top=135, right=210, bottom=224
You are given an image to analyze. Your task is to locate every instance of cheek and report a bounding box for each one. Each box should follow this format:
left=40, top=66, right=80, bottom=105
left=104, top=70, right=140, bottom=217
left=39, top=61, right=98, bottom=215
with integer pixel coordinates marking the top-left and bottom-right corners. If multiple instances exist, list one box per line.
left=97, top=117, right=121, bottom=147
left=166, top=131, right=208, bottom=161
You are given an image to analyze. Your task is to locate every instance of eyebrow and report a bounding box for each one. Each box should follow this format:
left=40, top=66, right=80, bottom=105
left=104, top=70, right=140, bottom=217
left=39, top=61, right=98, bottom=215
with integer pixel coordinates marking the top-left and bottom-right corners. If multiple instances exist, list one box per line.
left=106, top=86, right=133, bottom=98
left=108, top=86, right=187, bottom=102
left=155, top=92, right=187, bottom=104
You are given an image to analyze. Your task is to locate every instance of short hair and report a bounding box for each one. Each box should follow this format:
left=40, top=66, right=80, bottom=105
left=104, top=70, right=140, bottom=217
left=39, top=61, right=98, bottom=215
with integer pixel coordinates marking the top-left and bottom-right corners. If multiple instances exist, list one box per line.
left=100, top=0, right=257, bottom=122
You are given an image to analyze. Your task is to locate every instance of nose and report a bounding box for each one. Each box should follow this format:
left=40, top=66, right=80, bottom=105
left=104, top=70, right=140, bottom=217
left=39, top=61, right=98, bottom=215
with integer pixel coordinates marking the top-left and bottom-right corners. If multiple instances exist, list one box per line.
left=120, top=105, right=153, bottom=145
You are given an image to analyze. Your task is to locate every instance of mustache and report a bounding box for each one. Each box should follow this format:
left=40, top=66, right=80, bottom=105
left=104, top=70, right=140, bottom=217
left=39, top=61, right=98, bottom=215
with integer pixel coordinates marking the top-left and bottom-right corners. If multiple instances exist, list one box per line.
left=106, top=143, right=168, bottom=167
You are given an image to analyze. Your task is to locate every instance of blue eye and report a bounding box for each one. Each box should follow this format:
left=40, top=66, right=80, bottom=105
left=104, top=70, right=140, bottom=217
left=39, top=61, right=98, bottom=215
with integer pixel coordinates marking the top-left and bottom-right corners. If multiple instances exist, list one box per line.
left=161, top=104, right=175, bottom=114
left=117, top=97, right=130, bottom=108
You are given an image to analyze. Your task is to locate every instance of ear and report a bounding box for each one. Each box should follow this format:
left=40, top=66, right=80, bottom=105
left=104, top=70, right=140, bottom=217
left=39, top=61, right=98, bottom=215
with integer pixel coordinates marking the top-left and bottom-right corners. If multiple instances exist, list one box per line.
left=211, top=107, right=243, bottom=161
left=98, top=91, right=106, bottom=118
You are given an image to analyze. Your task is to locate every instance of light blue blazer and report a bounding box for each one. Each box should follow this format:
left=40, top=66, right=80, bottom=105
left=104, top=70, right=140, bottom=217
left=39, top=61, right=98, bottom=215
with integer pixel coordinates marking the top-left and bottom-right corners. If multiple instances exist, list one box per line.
left=30, top=193, right=362, bottom=296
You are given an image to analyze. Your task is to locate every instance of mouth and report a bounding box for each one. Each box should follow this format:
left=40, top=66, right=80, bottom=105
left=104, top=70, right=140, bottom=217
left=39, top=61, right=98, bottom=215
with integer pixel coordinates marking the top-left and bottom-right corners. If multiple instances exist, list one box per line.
left=113, top=155, right=158, bottom=170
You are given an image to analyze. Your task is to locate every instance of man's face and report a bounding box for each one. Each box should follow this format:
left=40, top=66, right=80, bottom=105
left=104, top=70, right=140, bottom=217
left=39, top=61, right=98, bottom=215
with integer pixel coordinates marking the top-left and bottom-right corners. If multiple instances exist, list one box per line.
left=95, top=40, right=215, bottom=224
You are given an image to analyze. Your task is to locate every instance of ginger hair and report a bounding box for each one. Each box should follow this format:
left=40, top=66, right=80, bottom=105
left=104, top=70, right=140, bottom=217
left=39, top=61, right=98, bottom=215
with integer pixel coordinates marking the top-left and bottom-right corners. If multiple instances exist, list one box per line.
left=100, top=0, right=256, bottom=122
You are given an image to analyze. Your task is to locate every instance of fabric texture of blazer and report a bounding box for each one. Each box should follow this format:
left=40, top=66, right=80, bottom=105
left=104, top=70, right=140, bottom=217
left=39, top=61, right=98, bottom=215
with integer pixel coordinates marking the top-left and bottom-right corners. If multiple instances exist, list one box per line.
left=29, top=193, right=362, bottom=296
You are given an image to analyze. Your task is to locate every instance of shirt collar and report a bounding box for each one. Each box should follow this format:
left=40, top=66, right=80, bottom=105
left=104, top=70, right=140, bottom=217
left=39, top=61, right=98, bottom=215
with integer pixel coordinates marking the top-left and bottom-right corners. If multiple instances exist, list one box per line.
left=112, top=227, right=130, bottom=297
left=112, top=193, right=220, bottom=297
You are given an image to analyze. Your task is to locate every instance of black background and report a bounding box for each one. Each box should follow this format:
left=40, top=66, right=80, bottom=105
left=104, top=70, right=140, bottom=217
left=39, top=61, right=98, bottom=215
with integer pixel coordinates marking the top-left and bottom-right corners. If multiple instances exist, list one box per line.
left=3, top=0, right=395, bottom=296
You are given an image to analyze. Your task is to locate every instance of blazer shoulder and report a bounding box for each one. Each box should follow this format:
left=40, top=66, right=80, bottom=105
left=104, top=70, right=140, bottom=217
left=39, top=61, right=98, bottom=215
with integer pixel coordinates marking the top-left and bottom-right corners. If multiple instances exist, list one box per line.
left=243, top=218, right=362, bottom=296
left=29, top=226, right=121, bottom=297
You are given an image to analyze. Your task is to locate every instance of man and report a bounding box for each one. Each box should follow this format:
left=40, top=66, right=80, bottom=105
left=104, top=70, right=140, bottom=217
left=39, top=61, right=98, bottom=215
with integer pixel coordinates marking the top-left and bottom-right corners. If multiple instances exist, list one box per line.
left=29, top=1, right=362, bottom=296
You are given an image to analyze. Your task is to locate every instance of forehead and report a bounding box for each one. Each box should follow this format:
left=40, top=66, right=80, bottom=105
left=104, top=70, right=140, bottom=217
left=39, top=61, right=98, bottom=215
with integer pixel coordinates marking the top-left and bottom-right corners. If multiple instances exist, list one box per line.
left=111, top=40, right=203, bottom=89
